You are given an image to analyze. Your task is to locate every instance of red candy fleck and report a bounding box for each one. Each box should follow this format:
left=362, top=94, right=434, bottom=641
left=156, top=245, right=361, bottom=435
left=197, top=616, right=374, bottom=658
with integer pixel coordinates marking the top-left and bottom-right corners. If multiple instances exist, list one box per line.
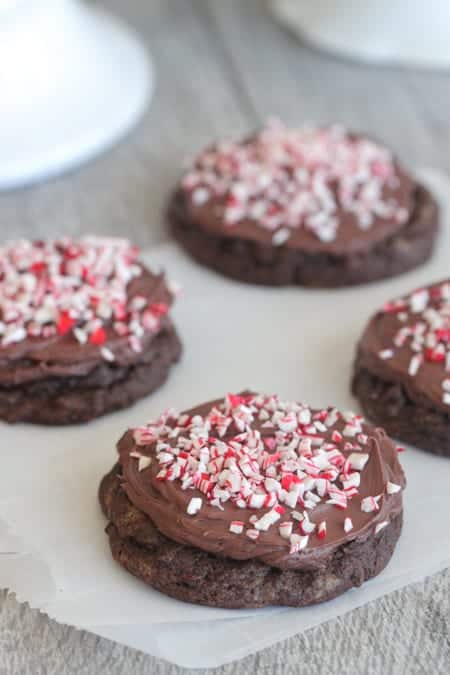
left=436, top=329, right=450, bottom=343
left=57, top=312, right=75, bottom=336
left=226, top=393, right=246, bottom=408
left=281, top=474, right=300, bottom=491
left=30, top=261, right=46, bottom=275
left=89, top=327, right=107, bottom=345
left=149, top=302, right=169, bottom=317
left=425, top=348, right=445, bottom=363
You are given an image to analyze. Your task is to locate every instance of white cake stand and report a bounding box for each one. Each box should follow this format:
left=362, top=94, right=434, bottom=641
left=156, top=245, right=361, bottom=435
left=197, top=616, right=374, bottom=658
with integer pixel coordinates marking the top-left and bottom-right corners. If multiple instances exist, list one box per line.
left=271, top=0, right=450, bottom=70
left=0, top=0, right=152, bottom=190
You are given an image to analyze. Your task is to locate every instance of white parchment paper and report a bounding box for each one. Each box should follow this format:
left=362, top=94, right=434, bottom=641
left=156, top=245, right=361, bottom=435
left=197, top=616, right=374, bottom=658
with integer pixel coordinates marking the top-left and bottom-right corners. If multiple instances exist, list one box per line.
left=1, top=169, right=450, bottom=668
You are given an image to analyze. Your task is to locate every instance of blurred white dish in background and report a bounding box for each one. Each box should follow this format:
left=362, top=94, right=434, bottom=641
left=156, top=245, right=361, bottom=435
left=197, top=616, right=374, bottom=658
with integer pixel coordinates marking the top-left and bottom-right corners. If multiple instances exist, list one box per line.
left=271, top=0, right=450, bottom=70
left=0, top=0, right=152, bottom=191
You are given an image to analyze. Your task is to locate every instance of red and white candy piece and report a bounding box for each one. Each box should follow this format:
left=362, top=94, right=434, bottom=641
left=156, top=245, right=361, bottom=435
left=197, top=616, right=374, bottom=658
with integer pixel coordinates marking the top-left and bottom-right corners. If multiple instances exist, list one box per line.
left=347, top=453, right=369, bottom=471
left=380, top=282, right=450, bottom=407
left=361, top=496, right=380, bottom=513
left=279, top=522, right=293, bottom=539
left=344, top=517, right=353, bottom=533
left=317, top=521, right=327, bottom=539
left=289, top=533, right=309, bottom=554
left=187, top=498, right=202, bottom=515
left=386, top=481, right=402, bottom=495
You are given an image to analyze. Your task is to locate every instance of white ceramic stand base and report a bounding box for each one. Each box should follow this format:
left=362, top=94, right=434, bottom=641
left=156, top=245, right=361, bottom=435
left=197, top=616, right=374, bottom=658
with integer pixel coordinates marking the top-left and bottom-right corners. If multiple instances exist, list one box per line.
left=271, top=0, right=450, bottom=71
left=0, top=0, right=152, bottom=191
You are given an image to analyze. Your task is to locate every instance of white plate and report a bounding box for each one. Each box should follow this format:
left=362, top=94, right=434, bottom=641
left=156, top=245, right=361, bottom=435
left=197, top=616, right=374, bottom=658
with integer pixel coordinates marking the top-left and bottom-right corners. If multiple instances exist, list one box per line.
left=0, top=0, right=152, bottom=190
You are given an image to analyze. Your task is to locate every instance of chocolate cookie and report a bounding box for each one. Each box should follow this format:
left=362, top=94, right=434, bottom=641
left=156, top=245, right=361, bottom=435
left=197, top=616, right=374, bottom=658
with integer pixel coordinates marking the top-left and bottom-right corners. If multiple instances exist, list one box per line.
left=353, top=280, right=450, bottom=456
left=0, top=237, right=181, bottom=424
left=99, top=392, right=405, bottom=608
left=169, top=121, right=438, bottom=287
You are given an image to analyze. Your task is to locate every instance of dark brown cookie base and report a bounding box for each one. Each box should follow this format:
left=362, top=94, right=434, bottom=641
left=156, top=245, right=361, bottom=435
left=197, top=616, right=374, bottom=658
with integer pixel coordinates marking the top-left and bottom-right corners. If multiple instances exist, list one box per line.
left=169, top=184, right=438, bottom=287
left=0, top=326, right=182, bottom=425
left=352, top=362, right=450, bottom=457
left=99, top=467, right=402, bottom=609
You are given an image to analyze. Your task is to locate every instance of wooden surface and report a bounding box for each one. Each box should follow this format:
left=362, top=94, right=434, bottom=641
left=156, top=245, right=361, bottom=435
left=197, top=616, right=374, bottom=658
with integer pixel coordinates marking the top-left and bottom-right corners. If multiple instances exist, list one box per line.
left=1, top=1, right=449, bottom=673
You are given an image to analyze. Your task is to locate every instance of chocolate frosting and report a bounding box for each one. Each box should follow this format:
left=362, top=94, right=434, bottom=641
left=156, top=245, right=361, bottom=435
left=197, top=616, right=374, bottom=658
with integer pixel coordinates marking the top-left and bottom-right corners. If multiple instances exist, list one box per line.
left=118, top=393, right=405, bottom=570
left=0, top=268, right=173, bottom=386
left=182, top=172, right=415, bottom=256
left=356, top=279, right=450, bottom=416
left=179, top=124, right=416, bottom=256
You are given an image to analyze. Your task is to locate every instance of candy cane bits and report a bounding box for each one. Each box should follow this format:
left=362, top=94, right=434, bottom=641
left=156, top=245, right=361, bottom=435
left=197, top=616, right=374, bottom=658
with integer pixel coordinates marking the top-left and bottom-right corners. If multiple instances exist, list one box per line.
left=99, top=391, right=405, bottom=608
left=169, top=120, right=438, bottom=287
left=0, top=236, right=181, bottom=424
left=353, top=279, right=450, bottom=456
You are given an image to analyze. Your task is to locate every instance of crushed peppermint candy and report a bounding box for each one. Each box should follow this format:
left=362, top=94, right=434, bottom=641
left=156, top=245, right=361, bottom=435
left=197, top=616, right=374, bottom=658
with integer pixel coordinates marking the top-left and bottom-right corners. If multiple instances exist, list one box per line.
left=344, top=517, right=353, bottom=533
left=386, top=481, right=401, bottom=495
left=129, top=451, right=152, bottom=472
left=290, top=534, right=309, bottom=554
left=361, top=496, right=381, bottom=513
left=0, top=236, right=172, bottom=358
left=272, top=228, right=291, bottom=247
left=130, top=393, right=402, bottom=555
left=379, top=281, right=450, bottom=405
left=279, top=521, right=293, bottom=539
left=317, top=521, right=327, bottom=539
left=181, top=120, right=409, bottom=244
left=187, top=497, right=202, bottom=515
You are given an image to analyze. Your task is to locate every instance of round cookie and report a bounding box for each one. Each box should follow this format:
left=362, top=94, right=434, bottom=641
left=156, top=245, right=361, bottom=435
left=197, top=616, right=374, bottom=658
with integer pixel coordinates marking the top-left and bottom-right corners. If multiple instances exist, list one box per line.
left=0, top=237, right=181, bottom=424
left=353, top=280, right=450, bottom=456
left=99, top=392, right=405, bottom=608
left=169, top=121, right=438, bottom=287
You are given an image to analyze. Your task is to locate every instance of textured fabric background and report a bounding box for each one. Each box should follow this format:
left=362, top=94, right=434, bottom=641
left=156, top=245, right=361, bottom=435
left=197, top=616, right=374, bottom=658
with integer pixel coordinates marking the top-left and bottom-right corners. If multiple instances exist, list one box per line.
left=1, top=1, right=449, bottom=672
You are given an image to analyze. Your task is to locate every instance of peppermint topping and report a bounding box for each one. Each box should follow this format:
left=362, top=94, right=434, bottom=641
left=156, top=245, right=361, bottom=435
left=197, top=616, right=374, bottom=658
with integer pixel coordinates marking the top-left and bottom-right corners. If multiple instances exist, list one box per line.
left=380, top=282, right=450, bottom=405
left=129, top=452, right=153, bottom=472
left=131, top=393, right=400, bottom=555
left=361, top=496, right=381, bottom=513
left=279, top=521, right=293, bottom=539
left=386, top=481, right=401, bottom=495
left=229, top=521, right=244, bottom=534
left=182, top=121, right=408, bottom=243
left=0, top=237, right=171, bottom=358
left=187, top=498, right=202, bottom=515
left=317, top=521, right=327, bottom=539
left=289, top=534, right=308, bottom=554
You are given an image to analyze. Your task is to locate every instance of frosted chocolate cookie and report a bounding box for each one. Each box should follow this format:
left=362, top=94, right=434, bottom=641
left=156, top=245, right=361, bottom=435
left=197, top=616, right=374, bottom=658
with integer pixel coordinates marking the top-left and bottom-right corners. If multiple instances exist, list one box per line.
left=353, top=280, right=450, bottom=456
left=0, top=237, right=181, bottom=424
left=169, top=121, right=438, bottom=287
left=100, top=392, right=405, bottom=608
